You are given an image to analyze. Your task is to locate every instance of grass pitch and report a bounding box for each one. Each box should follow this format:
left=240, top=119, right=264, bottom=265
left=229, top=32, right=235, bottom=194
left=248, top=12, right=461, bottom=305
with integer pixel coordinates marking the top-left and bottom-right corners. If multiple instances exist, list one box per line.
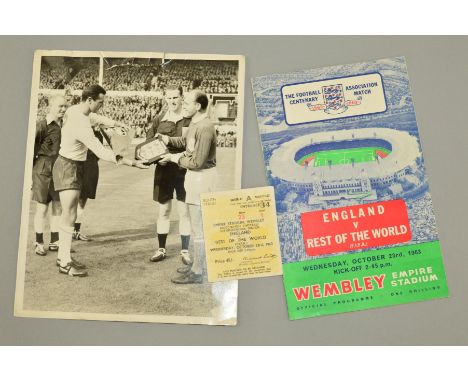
left=297, top=147, right=390, bottom=167
left=21, top=147, right=236, bottom=320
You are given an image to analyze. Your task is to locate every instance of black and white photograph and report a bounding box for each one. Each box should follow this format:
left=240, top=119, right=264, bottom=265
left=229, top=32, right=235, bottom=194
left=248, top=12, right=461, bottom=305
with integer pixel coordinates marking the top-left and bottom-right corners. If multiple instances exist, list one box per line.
left=14, top=50, right=245, bottom=325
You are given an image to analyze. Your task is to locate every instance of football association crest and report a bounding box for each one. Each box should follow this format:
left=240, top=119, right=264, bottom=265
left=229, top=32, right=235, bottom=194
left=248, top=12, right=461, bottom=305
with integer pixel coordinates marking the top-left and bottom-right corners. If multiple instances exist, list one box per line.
left=322, top=84, right=348, bottom=115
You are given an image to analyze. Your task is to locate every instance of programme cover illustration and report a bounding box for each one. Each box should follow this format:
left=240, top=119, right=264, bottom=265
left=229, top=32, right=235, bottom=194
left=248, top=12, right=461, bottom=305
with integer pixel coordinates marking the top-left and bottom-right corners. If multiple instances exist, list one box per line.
left=252, top=57, right=449, bottom=319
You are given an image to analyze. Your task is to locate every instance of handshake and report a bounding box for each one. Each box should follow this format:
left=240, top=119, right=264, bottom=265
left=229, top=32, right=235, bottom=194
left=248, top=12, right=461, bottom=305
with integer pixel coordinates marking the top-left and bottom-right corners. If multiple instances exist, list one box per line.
left=116, top=155, right=150, bottom=169
left=154, top=133, right=169, bottom=145
left=158, top=152, right=185, bottom=165
left=134, top=133, right=185, bottom=166
left=153, top=133, right=185, bottom=166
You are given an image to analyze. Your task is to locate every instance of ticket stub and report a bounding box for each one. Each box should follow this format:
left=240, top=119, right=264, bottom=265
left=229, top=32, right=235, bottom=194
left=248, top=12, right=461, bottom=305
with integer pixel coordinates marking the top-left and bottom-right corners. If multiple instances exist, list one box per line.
left=201, top=186, right=282, bottom=282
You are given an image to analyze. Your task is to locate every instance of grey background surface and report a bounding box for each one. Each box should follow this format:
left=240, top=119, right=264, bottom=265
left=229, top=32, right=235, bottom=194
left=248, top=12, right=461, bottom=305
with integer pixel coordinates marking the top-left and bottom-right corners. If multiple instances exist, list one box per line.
left=1, top=36, right=467, bottom=345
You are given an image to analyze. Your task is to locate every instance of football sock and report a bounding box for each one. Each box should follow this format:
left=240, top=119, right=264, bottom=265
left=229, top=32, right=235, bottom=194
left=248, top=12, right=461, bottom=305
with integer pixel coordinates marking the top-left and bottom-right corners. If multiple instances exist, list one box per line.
left=181, top=235, right=190, bottom=250
left=76, top=203, right=84, bottom=225
left=50, top=232, right=59, bottom=243
left=74, top=222, right=81, bottom=232
left=177, top=200, right=191, bottom=236
left=58, top=225, right=74, bottom=266
left=33, top=204, right=47, bottom=237
left=50, top=214, right=60, bottom=234
left=158, top=234, right=167, bottom=249
left=36, top=232, right=44, bottom=244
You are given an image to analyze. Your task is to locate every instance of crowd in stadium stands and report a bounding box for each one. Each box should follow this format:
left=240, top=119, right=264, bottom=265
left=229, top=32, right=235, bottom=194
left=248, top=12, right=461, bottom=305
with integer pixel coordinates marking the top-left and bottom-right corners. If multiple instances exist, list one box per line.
left=40, top=61, right=99, bottom=90
left=103, top=65, right=156, bottom=91
left=66, top=66, right=99, bottom=90
left=37, top=94, right=49, bottom=120
left=103, top=60, right=238, bottom=94
left=408, top=194, right=438, bottom=243
left=216, top=131, right=237, bottom=148
left=38, top=59, right=239, bottom=140
left=101, top=96, right=163, bottom=137
left=277, top=213, right=306, bottom=263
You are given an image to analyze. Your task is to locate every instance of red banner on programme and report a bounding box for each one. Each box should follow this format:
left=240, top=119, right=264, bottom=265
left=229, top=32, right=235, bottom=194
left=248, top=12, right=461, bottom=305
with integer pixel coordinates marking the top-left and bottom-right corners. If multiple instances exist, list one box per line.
left=301, top=199, right=412, bottom=256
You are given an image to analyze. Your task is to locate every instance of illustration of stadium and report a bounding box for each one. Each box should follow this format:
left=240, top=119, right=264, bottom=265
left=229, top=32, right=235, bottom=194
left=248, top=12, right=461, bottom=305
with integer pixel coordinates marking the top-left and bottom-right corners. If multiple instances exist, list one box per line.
left=268, top=128, right=422, bottom=207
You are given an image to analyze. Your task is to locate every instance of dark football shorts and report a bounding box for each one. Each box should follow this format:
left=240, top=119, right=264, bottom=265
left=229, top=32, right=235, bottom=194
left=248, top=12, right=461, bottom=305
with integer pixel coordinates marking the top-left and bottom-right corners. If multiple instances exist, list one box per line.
left=81, top=154, right=99, bottom=200
left=31, top=156, right=60, bottom=204
left=153, top=162, right=187, bottom=204
left=52, top=155, right=84, bottom=192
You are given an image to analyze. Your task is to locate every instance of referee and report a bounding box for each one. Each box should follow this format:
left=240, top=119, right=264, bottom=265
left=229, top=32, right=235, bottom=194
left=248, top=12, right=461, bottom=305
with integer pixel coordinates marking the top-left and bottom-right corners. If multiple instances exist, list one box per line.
left=145, top=86, right=192, bottom=266
left=32, top=95, right=67, bottom=255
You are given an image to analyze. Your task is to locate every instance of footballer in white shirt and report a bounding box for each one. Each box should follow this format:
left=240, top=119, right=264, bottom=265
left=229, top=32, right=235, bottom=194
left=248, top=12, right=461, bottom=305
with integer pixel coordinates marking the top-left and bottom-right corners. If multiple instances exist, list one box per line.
left=52, top=84, right=148, bottom=277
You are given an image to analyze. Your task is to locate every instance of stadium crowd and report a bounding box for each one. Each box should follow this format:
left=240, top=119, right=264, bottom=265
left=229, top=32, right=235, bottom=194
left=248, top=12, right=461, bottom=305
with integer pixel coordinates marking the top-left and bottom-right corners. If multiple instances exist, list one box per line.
left=40, top=59, right=99, bottom=90
left=216, top=131, right=237, bottom=148
left=37, top=94, right=50, bottom=120
left=103, top=65, right=156, bottom=91
left=277, top=213, right=306, bottom=263
left=38, top=57, right=240, bottom=141
left=101, top=95, right=163, bottom=137
left=103, top=60, right=238, bottom=94
left=408, top=194, right=438, bottom=243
